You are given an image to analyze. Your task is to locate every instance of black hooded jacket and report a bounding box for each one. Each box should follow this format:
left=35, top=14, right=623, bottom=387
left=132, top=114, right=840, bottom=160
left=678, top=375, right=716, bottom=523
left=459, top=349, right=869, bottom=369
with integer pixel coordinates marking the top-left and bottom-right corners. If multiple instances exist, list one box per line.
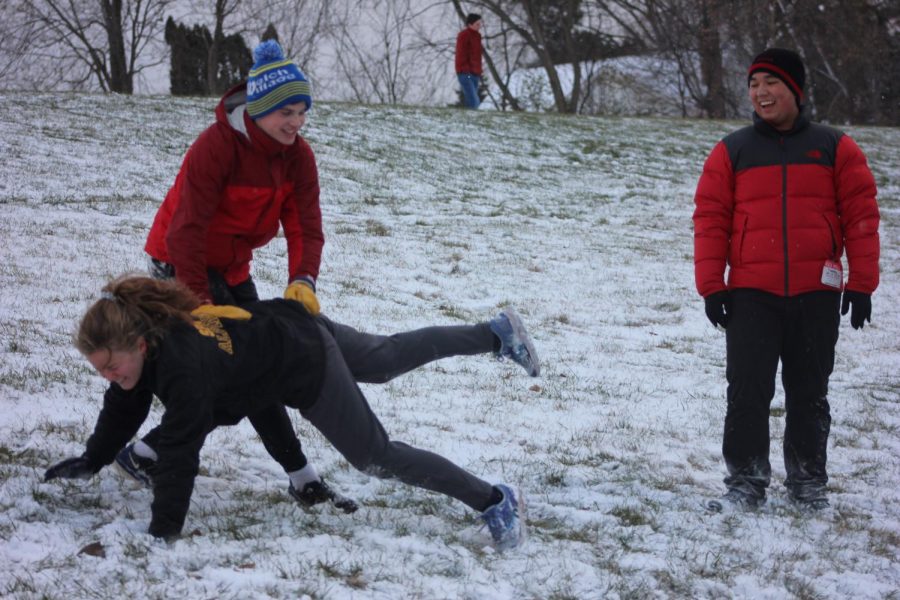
left=82, top=299, right=325, bottom=538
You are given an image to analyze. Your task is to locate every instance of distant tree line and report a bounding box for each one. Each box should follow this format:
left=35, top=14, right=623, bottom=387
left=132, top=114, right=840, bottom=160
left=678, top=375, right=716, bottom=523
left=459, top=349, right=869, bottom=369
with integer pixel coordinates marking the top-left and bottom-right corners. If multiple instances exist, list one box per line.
left=0, top=0, right=896, bottom=125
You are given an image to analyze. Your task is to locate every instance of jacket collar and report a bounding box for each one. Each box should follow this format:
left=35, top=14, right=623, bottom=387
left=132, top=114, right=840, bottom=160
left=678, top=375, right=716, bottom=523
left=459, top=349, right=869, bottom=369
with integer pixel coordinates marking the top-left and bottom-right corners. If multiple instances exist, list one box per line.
left=216, top=82, right=294, bottom=157
left=752, top=107, right=810, bottom=137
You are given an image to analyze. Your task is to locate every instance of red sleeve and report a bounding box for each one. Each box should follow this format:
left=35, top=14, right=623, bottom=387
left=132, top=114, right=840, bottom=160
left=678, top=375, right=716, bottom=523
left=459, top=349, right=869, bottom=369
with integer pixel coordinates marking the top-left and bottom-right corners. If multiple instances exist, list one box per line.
left=165, top=126, right=235, bottom=303
left=835, top=135, right=880, bottom=294
left=281, top=139, right=324, bottom=284
left=693, top=141, right=734, bottom=298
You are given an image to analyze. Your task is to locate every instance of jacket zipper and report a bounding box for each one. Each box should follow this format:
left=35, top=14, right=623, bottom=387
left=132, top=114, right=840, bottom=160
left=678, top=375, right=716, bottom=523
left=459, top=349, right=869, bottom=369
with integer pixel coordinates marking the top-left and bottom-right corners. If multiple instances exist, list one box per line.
left=781, top=136, right=789, bottom=296
left=823, top=215, right=837, bottom=259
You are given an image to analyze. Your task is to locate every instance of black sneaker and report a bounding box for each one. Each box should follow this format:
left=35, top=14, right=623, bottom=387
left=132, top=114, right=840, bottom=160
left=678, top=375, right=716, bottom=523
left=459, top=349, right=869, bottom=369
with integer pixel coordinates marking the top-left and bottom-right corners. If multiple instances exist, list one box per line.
left=289, top=479, right=359, bottom=514
left=789, top=487, right=830, bottom=511
left=794, top=496, right=830, bottom=511
left=114, top=443, right=155, bottom=488
left=707, top=488, right=765, bottom=513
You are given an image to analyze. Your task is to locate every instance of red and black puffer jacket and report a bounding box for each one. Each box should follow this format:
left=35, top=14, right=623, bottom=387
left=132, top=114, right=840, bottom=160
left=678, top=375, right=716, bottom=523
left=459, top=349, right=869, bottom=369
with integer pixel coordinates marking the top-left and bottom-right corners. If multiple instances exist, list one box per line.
left=693, top=112, right=880, bottom=298
left=145, top=83, right=323, bottom=303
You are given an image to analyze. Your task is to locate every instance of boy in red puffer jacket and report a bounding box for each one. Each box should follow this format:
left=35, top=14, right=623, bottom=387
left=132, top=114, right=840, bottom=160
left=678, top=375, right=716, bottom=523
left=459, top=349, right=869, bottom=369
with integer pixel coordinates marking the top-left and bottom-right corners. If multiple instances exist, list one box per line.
left=693, top=48, right=880, bottom=512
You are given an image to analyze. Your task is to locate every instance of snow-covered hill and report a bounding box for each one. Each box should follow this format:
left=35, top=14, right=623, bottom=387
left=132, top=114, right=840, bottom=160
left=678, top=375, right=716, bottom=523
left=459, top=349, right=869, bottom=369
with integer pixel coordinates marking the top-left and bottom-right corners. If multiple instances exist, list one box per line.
left=1, top=93, right=898, bottom=599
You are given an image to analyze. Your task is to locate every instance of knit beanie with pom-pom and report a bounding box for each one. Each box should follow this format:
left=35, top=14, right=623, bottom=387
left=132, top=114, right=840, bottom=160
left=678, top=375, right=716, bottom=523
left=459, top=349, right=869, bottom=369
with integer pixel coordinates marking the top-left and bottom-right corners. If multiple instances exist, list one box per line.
left=246, top=40, right=312, bottom=119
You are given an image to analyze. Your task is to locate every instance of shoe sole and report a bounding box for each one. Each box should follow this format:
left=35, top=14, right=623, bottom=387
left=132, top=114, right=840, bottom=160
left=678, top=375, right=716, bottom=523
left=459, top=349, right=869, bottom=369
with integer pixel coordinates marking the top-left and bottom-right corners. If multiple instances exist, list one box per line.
left=705, top=496, right=764, bottom=513
left=503, top=308, right=540, bottom=377
left=513, top=486, right=528, bottom=550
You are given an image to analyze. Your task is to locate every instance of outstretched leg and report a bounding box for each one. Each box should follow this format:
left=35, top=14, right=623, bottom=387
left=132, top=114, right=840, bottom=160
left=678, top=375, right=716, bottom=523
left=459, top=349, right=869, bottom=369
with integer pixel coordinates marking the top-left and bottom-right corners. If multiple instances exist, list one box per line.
left=316, top=306, right=540, bottom=383
left=317, top=315, right=496, bottom=383
left=300, top=322, right=497, bottom=511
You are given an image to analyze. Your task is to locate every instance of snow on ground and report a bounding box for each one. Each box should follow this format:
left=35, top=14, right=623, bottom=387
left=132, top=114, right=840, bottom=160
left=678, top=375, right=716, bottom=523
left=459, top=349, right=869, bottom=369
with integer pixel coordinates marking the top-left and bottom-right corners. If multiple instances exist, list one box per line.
left=0, top=93, right=898, bottom=599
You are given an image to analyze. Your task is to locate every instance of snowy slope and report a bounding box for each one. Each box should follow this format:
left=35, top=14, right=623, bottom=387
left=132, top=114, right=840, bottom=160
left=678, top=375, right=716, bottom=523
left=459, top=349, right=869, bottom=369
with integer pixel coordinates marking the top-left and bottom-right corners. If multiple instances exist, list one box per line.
left=0, top=93, right=898, bottom=599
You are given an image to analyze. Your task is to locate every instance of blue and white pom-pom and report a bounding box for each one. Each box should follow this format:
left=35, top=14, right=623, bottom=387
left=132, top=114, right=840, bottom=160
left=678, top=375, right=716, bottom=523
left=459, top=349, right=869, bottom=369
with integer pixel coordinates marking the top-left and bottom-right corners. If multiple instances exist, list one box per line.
left=253, top=40, right=285, bottom=63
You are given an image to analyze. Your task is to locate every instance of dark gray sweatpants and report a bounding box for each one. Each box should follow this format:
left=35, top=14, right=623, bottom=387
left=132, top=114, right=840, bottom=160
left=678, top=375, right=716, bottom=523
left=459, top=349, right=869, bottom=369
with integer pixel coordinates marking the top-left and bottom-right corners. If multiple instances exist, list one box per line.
left=299, top=319, right=497, bottom=512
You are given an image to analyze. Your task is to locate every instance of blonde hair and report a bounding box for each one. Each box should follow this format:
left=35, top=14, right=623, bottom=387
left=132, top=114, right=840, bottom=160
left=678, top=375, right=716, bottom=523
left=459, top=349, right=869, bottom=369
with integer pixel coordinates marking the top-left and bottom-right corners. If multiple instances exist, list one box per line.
left=75, top=275, right=201, bottom=356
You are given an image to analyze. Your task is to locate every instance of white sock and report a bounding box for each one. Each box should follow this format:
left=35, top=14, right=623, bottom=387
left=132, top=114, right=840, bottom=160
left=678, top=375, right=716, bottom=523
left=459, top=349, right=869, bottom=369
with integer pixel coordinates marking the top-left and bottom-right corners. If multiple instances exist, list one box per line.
left=133, top=440, right=158, bottom=461
left=288, top=463, right=319, bottom=488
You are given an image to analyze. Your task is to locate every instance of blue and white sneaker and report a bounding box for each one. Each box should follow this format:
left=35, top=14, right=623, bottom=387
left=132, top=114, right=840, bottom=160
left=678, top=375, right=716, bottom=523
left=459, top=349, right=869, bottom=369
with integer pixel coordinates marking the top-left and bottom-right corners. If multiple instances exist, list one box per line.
left=489, top=308, right=540, bottom=377
left=481, top=484, right=526, bottom=551
left=114, top=443, right=155, bottom=488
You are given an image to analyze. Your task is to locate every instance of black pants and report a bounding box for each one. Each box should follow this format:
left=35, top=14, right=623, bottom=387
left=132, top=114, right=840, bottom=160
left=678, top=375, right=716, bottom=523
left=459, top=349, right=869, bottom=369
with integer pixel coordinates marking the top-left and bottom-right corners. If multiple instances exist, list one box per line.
left=148, top=258, right=259, bottom=305
left=723, top=289, right=840, bottom=499
left=299, top=322, right=496, bottom=512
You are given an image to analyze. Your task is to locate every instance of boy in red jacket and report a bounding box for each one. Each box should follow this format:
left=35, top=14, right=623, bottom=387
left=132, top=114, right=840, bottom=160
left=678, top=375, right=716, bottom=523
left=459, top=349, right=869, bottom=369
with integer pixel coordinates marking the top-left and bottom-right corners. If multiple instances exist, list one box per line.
left=455, top=13, right=484, bottom=109
left=693, top=48, right=880, bottom=512
left=136, top=40, right=347, bottom=511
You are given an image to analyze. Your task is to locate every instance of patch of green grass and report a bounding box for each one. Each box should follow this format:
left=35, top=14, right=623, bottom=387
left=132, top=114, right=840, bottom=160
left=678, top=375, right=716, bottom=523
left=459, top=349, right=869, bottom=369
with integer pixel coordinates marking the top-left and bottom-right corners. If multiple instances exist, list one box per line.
left=437, top=303, right=468, bottom=321
left=610, top=505, right=650, bottom=527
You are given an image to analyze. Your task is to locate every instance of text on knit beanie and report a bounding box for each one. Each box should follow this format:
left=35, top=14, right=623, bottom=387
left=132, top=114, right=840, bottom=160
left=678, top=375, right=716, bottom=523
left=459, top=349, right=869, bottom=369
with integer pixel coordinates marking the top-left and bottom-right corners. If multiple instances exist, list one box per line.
left=246, top=40, right=312, bottom=119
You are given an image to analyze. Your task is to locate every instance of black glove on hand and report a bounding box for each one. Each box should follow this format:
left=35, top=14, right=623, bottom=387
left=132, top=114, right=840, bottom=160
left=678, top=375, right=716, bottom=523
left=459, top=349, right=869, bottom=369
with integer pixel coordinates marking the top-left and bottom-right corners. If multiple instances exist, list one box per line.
left=704, top=290, right=731, bottom=329
left=44, top=456, right=94, bottom=481
left=841, top=290, right=872, bottom=330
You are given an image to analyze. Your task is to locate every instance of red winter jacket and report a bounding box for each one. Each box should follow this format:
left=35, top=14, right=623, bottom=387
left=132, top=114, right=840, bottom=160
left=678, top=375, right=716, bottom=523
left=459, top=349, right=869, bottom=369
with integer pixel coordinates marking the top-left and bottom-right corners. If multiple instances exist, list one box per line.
left=145, top=84, right=324, bottom=303
left=455, top=27, right=482, bottom=75
left=693, top=113, right=880, bottom=299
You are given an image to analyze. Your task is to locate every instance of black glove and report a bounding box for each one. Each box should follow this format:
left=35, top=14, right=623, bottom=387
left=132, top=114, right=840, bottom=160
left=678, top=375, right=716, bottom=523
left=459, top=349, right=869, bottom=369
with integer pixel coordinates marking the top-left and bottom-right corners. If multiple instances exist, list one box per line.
left=44, top=456, right=94, bottom=481
left=704, top=290, right=731, bottom=329
left=841, top=290, right=871, bottom=330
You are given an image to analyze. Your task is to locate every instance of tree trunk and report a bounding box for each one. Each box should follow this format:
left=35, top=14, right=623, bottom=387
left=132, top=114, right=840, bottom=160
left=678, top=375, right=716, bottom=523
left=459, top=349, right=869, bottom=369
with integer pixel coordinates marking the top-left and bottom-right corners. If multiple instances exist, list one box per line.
left=697, top=0, right=724, bottom=118
left=208, top=0, right=228, bottom=95
left=101, top=0, right=132, bottom=93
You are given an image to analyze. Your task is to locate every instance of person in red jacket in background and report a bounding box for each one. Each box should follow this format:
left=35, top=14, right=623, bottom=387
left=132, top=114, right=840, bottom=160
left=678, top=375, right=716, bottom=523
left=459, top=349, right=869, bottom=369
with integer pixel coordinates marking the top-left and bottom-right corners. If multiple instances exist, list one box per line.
left=132, top=40, right=357, bottom=513
left=455, top=13, right=483, bottom=109
left=693, top=48, right=880, bottom=512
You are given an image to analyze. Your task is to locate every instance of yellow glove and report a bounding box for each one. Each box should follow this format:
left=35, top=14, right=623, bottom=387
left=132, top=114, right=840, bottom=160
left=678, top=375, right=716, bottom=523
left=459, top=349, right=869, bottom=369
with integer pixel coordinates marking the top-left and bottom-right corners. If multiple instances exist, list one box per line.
left=284, top=280, right=320, bottom=315
left=191, top=304, right=252, bottom=320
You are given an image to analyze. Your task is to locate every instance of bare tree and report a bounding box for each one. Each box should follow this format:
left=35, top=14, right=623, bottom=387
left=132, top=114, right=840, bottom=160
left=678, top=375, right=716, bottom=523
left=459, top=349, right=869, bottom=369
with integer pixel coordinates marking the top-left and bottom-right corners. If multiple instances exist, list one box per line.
left=717, top=0, right=899, bottom=125
left=462, top=0, right=587, bottom=113
left=325, top=0, right=447, bottom=105
left=0, top=1, right=42, bottom=85
left=241, top=0, right=336, bottom=71
left=599, top=0, right=734, bottom=118
left=206, top=0, right=242, bottom=94
left=8, top=0, right=171, bottom=93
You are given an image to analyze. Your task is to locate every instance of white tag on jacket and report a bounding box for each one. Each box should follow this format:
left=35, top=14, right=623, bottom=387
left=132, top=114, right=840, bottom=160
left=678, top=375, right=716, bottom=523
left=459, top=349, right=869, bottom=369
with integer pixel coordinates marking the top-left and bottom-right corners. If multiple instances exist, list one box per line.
left=821, top=259, right=843, bottom=288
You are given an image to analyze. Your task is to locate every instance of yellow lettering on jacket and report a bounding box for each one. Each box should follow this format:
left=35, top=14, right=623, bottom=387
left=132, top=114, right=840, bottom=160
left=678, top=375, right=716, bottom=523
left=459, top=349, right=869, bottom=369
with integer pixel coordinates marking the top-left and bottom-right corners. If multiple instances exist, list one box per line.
left=192, top=314, right=235, bottom=355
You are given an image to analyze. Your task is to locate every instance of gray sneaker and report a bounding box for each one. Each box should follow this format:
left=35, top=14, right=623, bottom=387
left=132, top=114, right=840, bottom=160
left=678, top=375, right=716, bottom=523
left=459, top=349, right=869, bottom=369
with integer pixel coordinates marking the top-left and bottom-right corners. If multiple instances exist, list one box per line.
left=489, top=307, right=540, bottom=377
left=481, top=484, right=526, bottom=551
left=707, top=488, right=765, bottom=512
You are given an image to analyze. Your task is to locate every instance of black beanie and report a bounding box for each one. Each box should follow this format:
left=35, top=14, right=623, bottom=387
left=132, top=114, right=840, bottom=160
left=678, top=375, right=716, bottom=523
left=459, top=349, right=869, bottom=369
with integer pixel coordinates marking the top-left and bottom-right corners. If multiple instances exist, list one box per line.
left=466, top=13, right=482, bottom=26
left=748, top=48, right=805, bottom=104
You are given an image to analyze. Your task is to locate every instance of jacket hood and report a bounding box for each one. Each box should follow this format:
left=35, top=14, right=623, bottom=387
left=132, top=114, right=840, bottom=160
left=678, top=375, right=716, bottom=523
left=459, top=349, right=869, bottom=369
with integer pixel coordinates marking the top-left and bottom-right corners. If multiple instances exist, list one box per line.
left=215, top=82, right=293, bottom=156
